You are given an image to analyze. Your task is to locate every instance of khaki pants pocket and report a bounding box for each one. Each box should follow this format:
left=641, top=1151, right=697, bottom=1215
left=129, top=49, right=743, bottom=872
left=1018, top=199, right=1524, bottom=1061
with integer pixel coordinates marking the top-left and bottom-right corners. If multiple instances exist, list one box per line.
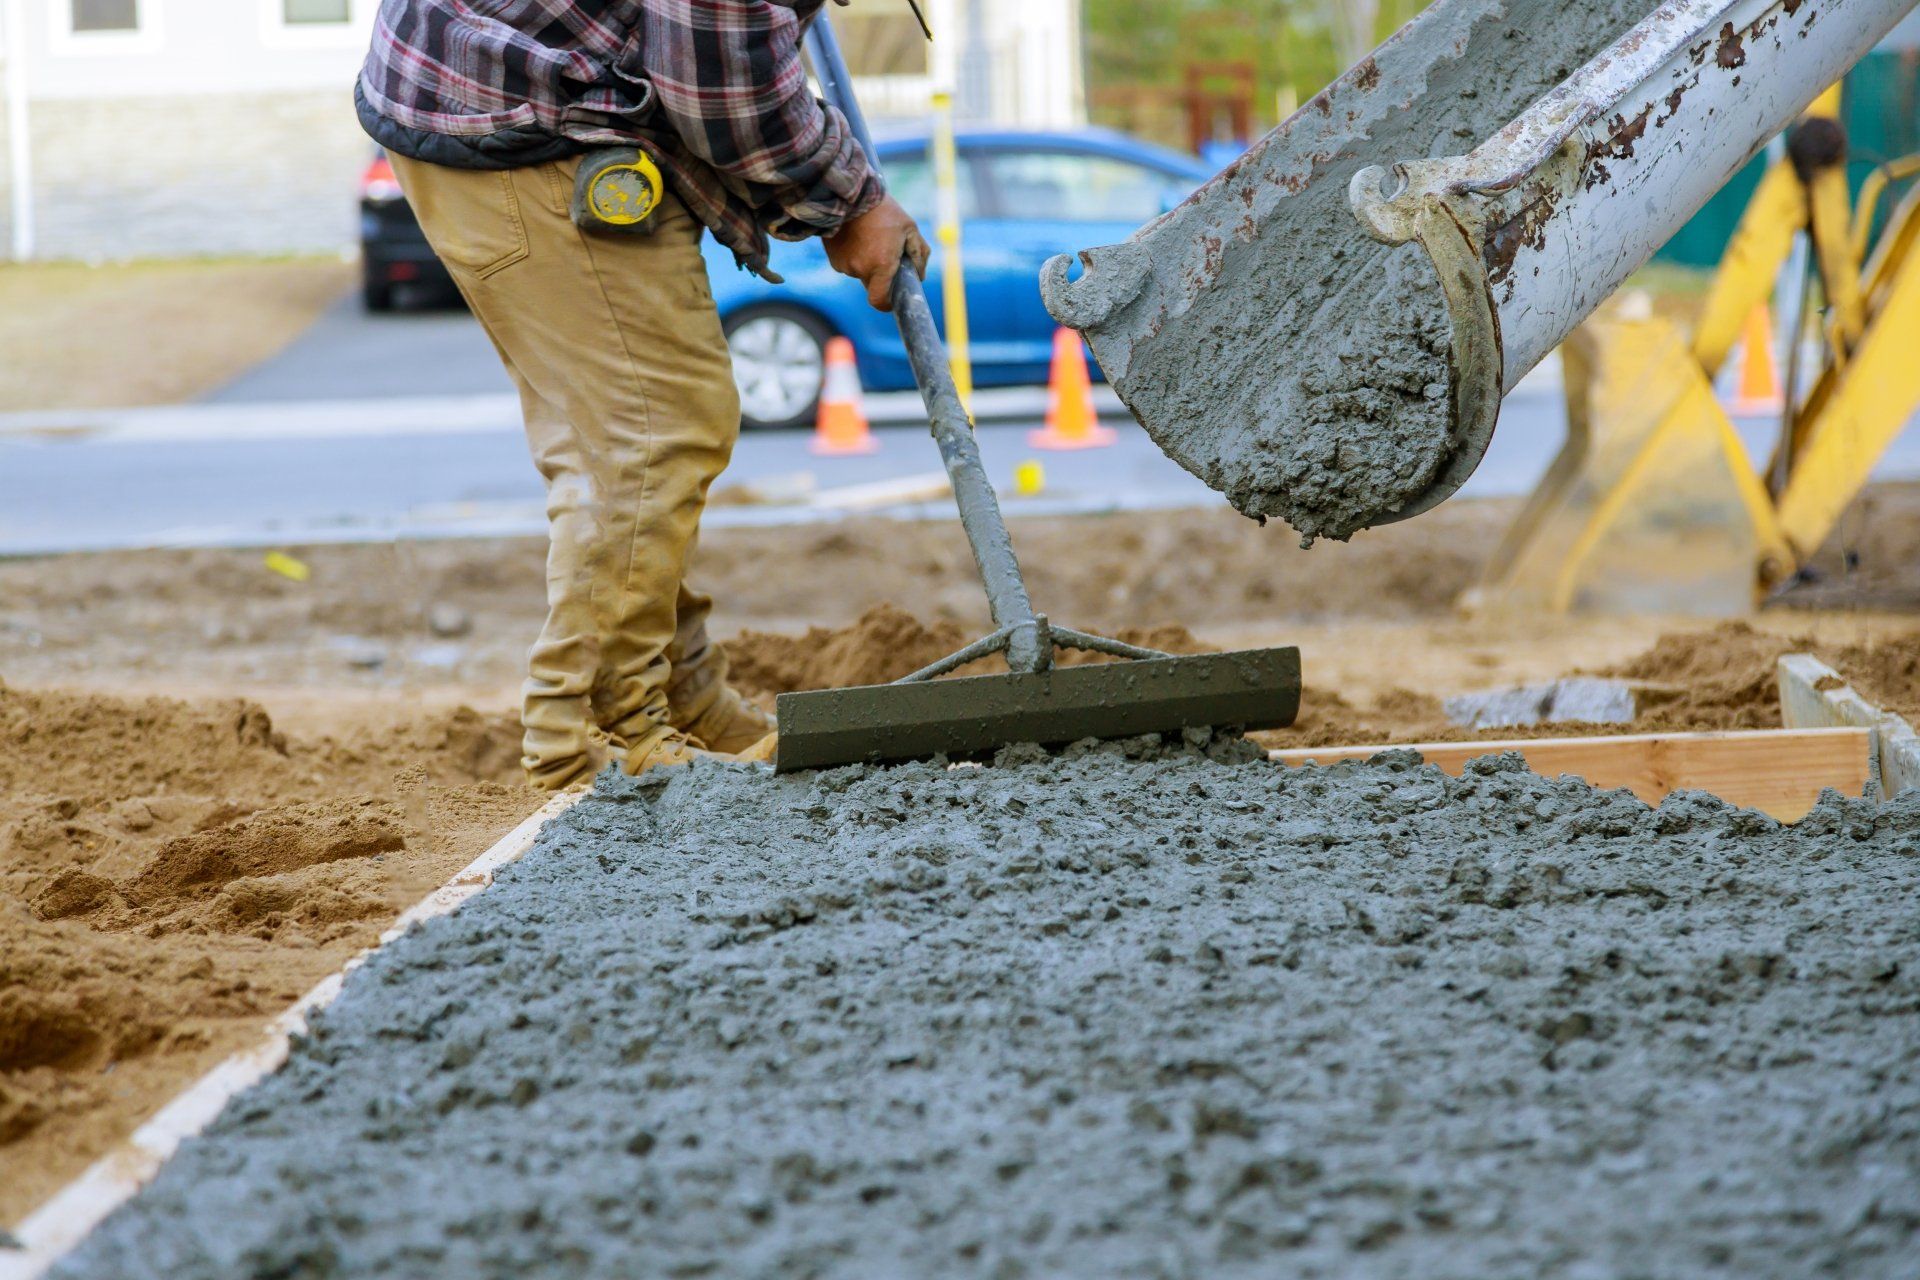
left=423, top=169, right=530, bottom=279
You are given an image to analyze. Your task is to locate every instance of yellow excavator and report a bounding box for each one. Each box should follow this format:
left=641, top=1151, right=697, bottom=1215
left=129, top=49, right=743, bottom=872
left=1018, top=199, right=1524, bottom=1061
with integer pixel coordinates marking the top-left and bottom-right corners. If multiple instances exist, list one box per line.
left=1467, top=83, right=1920, bottom=613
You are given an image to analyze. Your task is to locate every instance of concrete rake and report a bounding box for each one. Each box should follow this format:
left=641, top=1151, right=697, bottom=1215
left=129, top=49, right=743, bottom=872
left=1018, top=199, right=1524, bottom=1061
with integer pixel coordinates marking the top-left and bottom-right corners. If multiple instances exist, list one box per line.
left=772, top=20, right=1300, bottom=773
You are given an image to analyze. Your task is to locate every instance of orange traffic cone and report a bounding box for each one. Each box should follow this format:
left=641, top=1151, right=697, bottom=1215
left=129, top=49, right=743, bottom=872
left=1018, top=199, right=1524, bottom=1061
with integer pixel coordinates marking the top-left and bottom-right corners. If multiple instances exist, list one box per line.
left=811, top=337, right=878, bottom=456
left=1028, top=328, right=1116, bottom=450
left=1727, top=303, right=1784, bottom=416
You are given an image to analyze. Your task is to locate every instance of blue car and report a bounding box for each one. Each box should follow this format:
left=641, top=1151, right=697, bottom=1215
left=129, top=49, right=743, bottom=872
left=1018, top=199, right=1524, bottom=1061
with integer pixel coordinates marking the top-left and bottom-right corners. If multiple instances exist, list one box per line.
left=709, top=127, right=1211, bottom=429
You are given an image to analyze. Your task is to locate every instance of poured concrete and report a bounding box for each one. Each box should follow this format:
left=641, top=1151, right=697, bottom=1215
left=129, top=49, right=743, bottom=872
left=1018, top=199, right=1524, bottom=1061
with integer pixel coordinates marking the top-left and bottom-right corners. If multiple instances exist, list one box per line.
left=1051, top=0, right=1658, bottom=543
left=51, top=738, right=1920, bottom=1278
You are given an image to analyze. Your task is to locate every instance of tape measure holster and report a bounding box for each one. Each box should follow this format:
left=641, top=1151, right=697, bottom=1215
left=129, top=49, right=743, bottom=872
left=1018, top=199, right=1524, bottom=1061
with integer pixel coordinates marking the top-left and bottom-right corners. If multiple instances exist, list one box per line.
left=571, top=147, right=666, bottom=235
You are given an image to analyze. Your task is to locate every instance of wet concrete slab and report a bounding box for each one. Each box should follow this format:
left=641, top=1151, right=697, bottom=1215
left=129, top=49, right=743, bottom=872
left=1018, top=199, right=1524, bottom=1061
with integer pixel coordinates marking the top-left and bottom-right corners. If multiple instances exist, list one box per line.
left=50, top=738, right=1920, bottom=1278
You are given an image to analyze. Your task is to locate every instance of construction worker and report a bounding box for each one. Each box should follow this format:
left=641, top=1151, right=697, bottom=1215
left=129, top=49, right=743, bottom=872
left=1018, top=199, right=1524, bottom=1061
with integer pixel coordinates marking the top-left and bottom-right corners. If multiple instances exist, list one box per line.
left=356, top=1, right=930, bottom=789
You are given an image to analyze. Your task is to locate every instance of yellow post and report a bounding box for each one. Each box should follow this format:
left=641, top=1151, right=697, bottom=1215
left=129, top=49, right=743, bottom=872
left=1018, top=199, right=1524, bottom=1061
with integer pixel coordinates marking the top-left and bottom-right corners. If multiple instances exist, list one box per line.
left=1687, top=160, right=1805, bottom=375
left=930, top=90, right=972, bottom=412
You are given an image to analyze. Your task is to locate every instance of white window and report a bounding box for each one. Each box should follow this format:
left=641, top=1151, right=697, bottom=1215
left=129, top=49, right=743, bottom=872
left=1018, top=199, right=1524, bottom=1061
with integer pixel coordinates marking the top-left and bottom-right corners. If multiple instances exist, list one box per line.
left=282, top=0, right=351, bottom=24
left=56, top=0, right=162, bottom=53
left=261, top=0, right=365, bottom=48
left=70, top=0, right=139, bottom=32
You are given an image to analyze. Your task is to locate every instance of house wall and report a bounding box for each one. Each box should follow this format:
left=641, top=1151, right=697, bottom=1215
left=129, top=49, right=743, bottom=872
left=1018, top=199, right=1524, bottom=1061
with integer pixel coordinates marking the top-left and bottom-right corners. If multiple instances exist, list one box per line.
left=17, top=89, right=372, bottom=259
left=1, top=0, right=373, bottom=260
left=0, top=0, right=1087, bottom=262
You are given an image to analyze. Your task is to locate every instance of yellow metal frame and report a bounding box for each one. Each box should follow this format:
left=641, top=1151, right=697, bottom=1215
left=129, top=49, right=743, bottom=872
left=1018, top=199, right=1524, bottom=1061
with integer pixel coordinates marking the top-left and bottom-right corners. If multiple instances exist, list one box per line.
left=1688, top=160, right=1805, bottom=376
left=1775, top=181, right=1920, bottom=563
left=1547, top=358, right=1792, bottom=611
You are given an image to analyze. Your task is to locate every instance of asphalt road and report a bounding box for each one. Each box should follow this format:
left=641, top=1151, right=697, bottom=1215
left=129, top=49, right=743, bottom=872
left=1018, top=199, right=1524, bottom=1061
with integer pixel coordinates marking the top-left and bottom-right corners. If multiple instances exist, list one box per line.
left=0, top=384, right=1558, bottom=556
left=207, top=295, right=513, bottom=403
left=6, top=297, right=1917, bottom=556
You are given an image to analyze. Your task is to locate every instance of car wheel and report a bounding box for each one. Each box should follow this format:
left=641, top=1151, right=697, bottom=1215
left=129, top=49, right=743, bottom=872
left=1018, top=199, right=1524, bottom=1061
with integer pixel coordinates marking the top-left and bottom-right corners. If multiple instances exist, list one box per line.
left=363, top=270, right=397, bottom=313
left=724, top=305, right=833, bottom=431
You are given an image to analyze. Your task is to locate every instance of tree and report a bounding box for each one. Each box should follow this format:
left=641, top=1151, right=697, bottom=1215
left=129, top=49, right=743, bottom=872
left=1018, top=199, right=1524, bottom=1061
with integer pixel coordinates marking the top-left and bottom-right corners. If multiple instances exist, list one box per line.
left=1084, top=0, right=1432, bottom=147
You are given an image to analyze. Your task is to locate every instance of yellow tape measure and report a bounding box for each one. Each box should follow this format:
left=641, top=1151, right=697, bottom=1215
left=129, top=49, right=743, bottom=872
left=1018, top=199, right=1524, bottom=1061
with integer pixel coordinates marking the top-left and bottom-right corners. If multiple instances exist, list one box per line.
left=572, top=148, right=665, bottom=233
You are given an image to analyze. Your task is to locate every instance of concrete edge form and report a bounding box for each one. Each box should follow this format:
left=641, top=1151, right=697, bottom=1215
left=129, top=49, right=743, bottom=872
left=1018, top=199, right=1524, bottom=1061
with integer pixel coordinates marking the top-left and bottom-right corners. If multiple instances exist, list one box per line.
left=1268, top=726, right=1874, bottom=821
left=0, top=789, right=588, bottom=1280
left=1777, top=652, right=1920, bottom=800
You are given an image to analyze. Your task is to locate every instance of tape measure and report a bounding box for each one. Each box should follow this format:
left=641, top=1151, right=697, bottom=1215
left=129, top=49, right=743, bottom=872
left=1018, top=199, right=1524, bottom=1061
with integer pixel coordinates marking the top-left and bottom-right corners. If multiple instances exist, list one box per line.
left=571, top=147, right=666, bottom=234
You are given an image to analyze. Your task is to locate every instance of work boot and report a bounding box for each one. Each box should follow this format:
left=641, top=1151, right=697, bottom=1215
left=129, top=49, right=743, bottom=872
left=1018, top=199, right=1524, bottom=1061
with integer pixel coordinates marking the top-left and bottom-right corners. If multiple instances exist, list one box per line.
left=532, top=728, right=621, bottom=792
left=623, top=724, right=728, bottom=776
left=735, top=732, right=778, bottom=765
left=675, top=686, right=776, bottom=755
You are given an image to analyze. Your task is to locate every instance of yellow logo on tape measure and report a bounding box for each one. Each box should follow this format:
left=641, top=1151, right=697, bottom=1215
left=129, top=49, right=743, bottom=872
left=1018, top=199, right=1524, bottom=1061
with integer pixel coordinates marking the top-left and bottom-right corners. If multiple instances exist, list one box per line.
left=585, top=151, right=664, bottom=227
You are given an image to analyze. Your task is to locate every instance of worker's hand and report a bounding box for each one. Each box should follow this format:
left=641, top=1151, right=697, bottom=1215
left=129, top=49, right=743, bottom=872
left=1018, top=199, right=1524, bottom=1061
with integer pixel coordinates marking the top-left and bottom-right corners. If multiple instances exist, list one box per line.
left=823, top=196, right=931, bottom=312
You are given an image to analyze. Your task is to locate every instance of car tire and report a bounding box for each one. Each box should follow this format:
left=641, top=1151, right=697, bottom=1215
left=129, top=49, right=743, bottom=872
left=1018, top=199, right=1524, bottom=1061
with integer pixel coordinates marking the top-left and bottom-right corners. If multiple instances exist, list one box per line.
left=363, top=269, right=397, bottom=313
left=723, top=305, right=834, bottom=431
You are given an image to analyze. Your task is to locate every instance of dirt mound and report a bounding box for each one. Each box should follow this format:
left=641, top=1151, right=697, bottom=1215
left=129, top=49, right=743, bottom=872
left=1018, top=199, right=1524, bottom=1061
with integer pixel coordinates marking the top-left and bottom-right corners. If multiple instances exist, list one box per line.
left=725, top=604, right=1214, bottom=701
left=0, top=681, right=292, bottom=810
left=1263, top=621, right=1920, bottom=749
left=118, top=798, right=409, bottom=906
left=1830, top=633, right=1920, bottom=720
left=1597, top=621, right=1808, bottom=730
left=1598, top=621, right=1920, bottom=729
left=726, top=605, right=972, bottom=698
left=0, top=682, right=522, bottom=824
left=0, top=683, right=540, bottom=1227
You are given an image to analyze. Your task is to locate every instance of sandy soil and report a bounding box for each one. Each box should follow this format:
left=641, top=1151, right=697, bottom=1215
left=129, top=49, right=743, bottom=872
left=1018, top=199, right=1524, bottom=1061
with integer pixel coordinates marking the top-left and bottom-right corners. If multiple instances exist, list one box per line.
left=4, top=488, right=1918, bottom=1228
left=0, top=259, right=353, bottom=413
left=722, top=606, right=1920, bottom=749
left=0, top=686, right=537, bottom=1223
left=6, top=486, right=1917, bottom=702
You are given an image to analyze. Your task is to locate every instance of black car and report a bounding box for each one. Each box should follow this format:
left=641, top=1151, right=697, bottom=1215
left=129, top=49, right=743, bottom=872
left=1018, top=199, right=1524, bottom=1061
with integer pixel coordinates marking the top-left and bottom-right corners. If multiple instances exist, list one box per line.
left=358, top=150, right=454, bottom=311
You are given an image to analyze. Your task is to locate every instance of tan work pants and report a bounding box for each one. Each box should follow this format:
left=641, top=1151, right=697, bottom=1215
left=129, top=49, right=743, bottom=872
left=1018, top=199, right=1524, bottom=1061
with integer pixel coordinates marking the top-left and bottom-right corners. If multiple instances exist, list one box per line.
left=390, top=153, right=739, bottom=788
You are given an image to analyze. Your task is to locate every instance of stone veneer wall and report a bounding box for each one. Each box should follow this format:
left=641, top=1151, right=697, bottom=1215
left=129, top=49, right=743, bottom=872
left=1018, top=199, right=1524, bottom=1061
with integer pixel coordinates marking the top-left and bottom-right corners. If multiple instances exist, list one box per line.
left=0, top=87, right=369, bottom=261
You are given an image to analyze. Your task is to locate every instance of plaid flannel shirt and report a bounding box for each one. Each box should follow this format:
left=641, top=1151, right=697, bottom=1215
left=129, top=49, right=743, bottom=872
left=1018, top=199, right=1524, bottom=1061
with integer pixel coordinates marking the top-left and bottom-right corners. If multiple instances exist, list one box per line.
left=357, top=0, right=884, bottom=277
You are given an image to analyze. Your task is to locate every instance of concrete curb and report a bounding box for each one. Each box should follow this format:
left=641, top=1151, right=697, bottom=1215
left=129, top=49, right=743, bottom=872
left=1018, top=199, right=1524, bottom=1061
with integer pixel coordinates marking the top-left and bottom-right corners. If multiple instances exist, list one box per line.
left=0, top=386, right=1129, bottom=444
left=0, top=489, right=1216, bottom=559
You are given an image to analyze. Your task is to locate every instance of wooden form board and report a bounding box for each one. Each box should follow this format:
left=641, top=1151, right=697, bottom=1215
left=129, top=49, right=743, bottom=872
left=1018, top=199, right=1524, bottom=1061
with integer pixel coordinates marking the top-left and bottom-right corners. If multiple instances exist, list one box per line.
left=1270, top=727, right=1872, bottom=821
left=1776, top=653, right=1920, bottom=800
left=0, top=789, right=587, bottom=1280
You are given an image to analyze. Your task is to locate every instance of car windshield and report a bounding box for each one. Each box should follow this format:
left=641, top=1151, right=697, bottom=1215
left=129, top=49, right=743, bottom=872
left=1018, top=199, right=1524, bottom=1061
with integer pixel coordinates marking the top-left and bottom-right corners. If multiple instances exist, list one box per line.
left=874, top=150, right=981, bottom=224
left=983, top=150, right=1187, bottom=222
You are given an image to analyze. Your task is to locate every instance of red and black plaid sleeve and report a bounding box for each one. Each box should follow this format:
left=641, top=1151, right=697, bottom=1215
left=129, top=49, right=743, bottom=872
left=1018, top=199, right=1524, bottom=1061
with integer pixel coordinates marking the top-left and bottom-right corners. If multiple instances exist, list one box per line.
left=634, top=0, right=881, bottom=239
left=360, top=0, right=884, bottom=273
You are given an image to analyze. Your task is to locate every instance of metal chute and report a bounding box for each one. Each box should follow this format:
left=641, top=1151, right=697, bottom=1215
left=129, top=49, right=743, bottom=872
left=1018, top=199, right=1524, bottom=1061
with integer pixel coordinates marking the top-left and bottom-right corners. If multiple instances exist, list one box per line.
left=1041, top=0, right=1918, bottom=537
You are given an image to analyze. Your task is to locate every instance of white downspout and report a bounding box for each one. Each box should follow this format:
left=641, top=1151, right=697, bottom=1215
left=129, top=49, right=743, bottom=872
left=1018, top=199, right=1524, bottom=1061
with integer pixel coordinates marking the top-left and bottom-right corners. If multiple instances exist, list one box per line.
left=2, top=0, right=32, bottom=261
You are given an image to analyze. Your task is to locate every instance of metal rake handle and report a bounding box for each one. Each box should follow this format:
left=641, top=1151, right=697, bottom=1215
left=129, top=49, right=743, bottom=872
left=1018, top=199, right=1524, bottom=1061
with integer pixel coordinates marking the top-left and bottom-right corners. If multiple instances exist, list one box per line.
left=801, top=16, right=1054, bottom=674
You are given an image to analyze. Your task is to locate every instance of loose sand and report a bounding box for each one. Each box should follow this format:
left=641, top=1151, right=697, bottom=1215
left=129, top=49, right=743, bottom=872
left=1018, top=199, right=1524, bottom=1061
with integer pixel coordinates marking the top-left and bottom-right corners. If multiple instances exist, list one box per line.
left=725, top=606, right=1920, bottom=750
left=0, top=683, right=538, bottom=1222
left=51, top=741, right=1920, bottom=1278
